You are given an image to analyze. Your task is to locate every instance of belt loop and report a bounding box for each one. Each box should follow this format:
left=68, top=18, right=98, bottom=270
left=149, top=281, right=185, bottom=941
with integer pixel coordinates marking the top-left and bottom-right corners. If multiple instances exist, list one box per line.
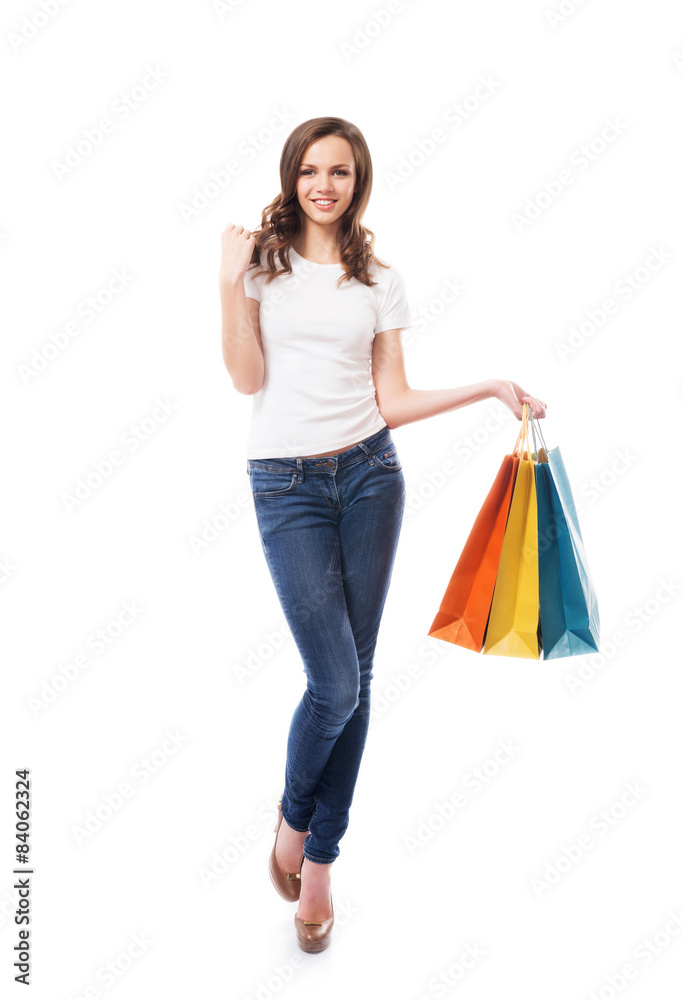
left=357, top=441, right=375, bottom=466
left=296, top=458, right=304, bottom=482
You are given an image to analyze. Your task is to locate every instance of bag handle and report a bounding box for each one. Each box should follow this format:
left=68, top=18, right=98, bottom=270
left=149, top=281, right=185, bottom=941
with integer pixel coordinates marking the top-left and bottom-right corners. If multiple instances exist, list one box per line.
left=529, top=405, right=539, bottom=457
left=512, top=401, right=533, bottom=458
left=511, top=402, right=525, bottom=454
left=528, top=407, right=549, bottom=455
left=511, top=403, right=525, bottom=456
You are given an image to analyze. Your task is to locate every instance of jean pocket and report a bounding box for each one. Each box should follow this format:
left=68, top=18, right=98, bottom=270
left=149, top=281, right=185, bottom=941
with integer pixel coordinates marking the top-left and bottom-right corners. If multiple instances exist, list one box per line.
left=373, top=443, right=402, bottom=471
left=249, top=468, right=299, bottom=497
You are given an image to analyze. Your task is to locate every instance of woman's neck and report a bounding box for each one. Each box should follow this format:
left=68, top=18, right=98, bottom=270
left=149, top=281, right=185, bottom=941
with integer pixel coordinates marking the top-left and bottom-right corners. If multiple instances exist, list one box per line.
left=293, top=228, right=341, bottom=265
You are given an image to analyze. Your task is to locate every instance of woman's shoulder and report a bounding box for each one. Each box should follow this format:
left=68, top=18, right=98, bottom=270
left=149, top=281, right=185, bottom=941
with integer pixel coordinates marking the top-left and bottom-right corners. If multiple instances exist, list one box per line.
left=367, top=257, right=407, bottom=292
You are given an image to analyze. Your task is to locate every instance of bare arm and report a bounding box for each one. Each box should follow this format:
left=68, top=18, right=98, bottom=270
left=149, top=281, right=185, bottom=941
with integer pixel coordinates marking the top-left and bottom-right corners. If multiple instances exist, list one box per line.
left=219, top=224, right=264, bottom=395
left=371, top=329, right=547, bottom=426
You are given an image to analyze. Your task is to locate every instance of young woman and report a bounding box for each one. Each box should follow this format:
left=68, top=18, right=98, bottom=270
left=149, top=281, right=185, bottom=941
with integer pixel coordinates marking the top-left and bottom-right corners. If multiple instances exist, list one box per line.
left=219, top=117, right=547, bottom=952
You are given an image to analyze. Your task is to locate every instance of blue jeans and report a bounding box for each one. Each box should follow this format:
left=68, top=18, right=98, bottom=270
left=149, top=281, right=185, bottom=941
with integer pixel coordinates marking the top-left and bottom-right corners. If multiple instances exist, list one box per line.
left=246, top=424, right=405, bottom=864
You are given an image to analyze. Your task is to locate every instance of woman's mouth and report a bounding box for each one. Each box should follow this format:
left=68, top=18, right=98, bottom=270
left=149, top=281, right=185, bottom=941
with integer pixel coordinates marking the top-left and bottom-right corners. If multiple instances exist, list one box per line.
left=311, top=199, right=337, bottom=211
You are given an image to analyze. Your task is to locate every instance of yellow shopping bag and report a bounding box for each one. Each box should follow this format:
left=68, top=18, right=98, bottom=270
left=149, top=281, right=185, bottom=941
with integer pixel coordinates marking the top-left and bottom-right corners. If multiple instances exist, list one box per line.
left=483, top=405, right=540, bottom=659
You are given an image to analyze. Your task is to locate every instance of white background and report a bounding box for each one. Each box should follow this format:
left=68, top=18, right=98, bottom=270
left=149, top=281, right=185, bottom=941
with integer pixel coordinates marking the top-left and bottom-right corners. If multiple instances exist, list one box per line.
left=2, top=0, right=682, bottom=996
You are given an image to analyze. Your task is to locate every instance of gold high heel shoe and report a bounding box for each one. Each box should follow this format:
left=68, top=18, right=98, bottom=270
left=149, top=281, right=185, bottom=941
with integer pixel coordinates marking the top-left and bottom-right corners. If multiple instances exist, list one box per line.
left=269, top=797, right=304, bottom=902
left=294, top=894, right=334, bottom=952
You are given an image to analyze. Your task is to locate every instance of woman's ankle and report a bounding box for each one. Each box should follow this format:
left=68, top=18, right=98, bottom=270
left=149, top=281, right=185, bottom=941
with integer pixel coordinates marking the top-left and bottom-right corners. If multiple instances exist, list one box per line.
left=302, top=856, right=333, bottom=876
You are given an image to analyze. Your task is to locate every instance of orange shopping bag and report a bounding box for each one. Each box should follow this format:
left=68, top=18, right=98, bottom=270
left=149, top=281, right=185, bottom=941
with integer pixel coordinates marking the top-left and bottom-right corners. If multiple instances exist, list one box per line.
left=427, top=418, right=529, bottom=651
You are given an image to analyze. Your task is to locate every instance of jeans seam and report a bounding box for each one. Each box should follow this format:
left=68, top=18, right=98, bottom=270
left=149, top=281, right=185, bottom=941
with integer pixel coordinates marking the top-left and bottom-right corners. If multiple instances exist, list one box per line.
left=282, top=694, right=316, bottom=832
left=303, top=851, right=335, bottom=864
left=281, top=817, right=309, bottom=833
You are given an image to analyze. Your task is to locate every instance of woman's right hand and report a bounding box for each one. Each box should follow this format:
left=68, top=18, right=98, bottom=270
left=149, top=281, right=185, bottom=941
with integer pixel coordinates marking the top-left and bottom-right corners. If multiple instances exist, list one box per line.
left=219, top=223, right=256, bottom=287
left=495, top=379, right=547, bottom=420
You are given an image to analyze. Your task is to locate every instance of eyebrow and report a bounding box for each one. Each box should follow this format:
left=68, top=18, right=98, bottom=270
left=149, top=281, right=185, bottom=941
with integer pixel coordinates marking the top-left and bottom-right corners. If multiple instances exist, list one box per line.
left=300, top=162, right=352, bottom=168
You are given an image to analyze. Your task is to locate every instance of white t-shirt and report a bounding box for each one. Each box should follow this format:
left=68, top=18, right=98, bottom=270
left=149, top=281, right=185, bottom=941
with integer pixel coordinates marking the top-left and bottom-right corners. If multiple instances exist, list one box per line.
left=242, top=246, right=412, bottom=459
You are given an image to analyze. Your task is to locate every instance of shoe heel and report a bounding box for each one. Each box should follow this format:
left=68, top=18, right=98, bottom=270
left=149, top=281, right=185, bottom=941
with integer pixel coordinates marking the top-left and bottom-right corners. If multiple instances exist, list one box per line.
left=269, top=796, right=302, bottom=902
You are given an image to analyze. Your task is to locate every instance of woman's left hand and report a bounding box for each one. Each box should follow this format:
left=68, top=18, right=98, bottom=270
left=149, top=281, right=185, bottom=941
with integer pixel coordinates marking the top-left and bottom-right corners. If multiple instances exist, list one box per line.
left=494, top=380, right=547, bottom=420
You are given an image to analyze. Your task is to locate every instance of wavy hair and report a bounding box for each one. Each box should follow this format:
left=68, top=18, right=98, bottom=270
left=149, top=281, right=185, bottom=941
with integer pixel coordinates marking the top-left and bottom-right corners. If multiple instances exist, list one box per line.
left=246, top=116, right=392, bottom=289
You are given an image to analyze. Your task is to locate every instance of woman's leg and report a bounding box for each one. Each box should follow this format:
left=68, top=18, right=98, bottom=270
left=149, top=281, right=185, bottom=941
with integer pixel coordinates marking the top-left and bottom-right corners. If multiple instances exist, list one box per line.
left=248, top=428, right=405, bottom=871
left=308, top=452, right=406, bottom=863
left=249, top=477, right=364, bottom=853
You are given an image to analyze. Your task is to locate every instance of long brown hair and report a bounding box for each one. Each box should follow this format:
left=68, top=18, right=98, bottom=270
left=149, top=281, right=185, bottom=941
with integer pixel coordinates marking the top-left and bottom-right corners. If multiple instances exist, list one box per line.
left=246, top=116, right=392, bottom=289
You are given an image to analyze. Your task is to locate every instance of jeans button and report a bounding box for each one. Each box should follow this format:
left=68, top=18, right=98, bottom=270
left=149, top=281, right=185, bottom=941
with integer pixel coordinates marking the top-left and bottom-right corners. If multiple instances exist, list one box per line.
left=326, top=460, right=334, bottom=468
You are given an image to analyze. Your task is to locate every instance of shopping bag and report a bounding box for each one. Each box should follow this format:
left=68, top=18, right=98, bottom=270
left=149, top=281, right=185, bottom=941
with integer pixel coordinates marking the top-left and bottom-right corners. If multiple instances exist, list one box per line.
left=530, top=415, right=600, bottom=658
left=482, top=405, right=540, bottom=659
left=427, top=451, right=520, bottom=651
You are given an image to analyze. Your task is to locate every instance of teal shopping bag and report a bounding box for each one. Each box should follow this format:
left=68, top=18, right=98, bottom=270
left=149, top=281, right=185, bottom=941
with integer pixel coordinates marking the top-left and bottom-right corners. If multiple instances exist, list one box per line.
left=530, top=415, right=600, bottom=659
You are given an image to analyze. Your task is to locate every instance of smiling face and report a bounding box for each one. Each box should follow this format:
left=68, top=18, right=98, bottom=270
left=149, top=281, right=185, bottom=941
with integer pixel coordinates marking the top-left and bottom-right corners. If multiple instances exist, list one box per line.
left=296, top=134, right=356, bottom=227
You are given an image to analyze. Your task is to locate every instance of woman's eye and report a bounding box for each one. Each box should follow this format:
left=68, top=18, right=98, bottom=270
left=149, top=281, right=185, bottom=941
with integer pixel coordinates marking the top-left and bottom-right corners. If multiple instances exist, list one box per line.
left=300, top=169, right=348, bottom=176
